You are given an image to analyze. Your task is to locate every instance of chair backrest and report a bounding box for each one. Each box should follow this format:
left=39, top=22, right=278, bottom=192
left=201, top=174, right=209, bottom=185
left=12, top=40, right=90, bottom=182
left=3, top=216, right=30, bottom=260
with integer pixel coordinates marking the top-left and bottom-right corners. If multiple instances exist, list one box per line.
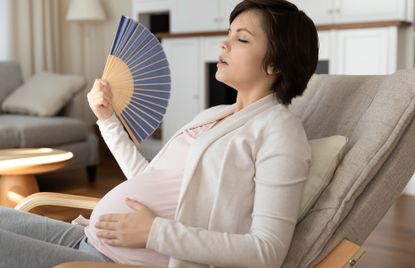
left=282, top=69, right=415, bottom=267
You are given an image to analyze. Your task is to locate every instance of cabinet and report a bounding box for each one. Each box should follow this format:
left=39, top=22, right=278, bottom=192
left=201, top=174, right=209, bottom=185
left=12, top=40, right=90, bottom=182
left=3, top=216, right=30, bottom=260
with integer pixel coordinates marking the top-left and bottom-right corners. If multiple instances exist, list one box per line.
left=333, top=27, right=398, bottom=74
left=291, top=0, right=410, bottom=25
left=290, top=0, right=334, bottom=25
left=171, top=0, right=241, bottom=33
left=161, top=36, right=225, bottom=142
left=132, top=0, right=172, bottom=14
left=335, top=0, right=408, bottom=23
left=317, top=27, right=402, bottom=75
left=161, top=38, right=202, bottom=142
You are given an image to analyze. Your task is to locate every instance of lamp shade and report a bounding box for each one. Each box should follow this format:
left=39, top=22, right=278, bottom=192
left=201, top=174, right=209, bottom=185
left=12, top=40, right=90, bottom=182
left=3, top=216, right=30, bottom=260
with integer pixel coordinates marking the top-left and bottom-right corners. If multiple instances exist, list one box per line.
left=66, top=0, right=106, bottom=22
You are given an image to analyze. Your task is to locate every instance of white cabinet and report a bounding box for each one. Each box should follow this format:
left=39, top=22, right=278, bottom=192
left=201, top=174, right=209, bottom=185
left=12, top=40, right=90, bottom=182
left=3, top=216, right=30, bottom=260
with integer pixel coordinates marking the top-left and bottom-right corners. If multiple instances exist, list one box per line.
left=335, top=0, right=408, bottom=23
left=171, top=0, right=241, bottom=33
left=290, top=0, right=334, bottom=25
left=333, top=27, right=398, bottom=75
left=161, top=38, right=201, bottom=142
left=292, top=0, right=410, bottom=25
left=172, top=0, right=220, bottom=33
left=132, top=0, right=172, bottom=14
left=161, top=35, right=226, bottom=142
left=317, top=27, right=400, bottom=75
left=317, top=31, right=337, bottom=74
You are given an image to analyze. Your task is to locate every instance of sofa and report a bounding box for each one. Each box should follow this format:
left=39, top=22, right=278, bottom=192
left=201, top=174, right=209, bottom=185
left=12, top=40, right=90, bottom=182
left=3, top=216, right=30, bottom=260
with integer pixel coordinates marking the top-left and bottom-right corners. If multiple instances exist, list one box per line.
left=0, top=61, right=99, bottom=182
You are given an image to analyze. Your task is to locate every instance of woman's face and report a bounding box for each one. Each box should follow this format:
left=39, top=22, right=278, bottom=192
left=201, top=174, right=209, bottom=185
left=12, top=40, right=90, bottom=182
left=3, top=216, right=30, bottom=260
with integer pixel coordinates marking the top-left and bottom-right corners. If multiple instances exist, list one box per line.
left=215, top=9, right=273, bottom=92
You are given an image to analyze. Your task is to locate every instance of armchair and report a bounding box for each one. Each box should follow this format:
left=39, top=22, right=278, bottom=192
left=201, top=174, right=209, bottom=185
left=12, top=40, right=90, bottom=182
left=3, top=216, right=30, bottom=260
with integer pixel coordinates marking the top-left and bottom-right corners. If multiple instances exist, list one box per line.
left=15, top=69, right=415, bottom=267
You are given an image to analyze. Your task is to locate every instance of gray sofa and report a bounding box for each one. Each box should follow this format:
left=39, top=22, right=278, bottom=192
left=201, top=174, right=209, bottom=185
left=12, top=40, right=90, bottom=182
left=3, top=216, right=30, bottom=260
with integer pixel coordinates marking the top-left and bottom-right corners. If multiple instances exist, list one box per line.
left=0, top=61, right=99, bottom=182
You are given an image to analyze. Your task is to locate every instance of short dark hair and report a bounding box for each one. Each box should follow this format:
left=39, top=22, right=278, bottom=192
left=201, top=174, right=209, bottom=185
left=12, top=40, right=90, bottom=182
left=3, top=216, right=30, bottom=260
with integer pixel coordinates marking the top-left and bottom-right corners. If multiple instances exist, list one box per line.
left=230, top=0, right=319, bottom=105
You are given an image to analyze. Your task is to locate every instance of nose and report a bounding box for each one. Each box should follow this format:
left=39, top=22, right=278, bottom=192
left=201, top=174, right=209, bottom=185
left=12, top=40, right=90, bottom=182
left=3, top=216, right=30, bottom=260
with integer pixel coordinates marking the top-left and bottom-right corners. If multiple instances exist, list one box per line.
left=220, top=39, right=230, bottom=51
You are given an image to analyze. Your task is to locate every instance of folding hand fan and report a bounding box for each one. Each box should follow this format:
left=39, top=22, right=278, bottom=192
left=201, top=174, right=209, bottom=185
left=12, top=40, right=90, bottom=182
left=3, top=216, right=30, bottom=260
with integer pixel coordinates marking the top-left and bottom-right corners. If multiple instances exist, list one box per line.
left=102, top=15, right=171, bottom=145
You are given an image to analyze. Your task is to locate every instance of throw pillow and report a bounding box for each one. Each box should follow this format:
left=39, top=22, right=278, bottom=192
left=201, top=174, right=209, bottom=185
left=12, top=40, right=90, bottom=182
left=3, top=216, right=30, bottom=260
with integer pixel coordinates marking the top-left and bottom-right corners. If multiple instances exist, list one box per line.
left=298, top=135, right=348, bottom=221
left=1, top=72, right=85, bottom=116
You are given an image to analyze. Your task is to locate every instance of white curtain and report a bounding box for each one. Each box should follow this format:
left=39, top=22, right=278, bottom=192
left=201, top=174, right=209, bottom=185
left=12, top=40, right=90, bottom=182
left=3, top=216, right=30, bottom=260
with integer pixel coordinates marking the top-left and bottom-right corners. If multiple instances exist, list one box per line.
left=0, top=0, right=12, bottom=60
left=9, top=0, right=61, bottom=79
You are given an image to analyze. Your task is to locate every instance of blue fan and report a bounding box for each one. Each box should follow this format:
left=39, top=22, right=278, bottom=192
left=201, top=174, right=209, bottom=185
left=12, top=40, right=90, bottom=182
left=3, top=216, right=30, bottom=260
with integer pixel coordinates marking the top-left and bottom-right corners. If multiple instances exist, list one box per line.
left=102, top=15, right=171, bottom=145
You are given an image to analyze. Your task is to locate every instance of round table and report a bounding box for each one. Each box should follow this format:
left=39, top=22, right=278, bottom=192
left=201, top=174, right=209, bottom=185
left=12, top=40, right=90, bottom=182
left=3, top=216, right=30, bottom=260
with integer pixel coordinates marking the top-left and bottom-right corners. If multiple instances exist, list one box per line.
left=0, top=148, right=73, bottom=208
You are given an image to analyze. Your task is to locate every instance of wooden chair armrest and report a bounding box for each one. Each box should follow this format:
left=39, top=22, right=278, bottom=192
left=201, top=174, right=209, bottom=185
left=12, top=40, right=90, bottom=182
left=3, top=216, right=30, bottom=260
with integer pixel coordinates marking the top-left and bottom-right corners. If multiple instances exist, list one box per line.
left=54, top=262, right=158, bottom=268
left=315, top=239, right=365, bottom=268
left=14, top=192, right=100, bottom=212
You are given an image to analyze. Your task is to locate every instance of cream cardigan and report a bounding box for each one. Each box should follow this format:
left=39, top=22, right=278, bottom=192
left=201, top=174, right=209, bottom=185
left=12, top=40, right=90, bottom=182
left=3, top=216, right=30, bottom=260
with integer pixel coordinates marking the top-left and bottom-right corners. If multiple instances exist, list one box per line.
left=98, top=93, right=311, bottom=268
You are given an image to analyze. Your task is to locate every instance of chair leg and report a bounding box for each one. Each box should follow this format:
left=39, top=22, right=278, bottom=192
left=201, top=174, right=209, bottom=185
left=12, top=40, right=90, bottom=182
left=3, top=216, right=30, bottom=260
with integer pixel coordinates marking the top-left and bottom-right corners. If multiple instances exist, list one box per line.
left=86, top=165, right=97, bottom=183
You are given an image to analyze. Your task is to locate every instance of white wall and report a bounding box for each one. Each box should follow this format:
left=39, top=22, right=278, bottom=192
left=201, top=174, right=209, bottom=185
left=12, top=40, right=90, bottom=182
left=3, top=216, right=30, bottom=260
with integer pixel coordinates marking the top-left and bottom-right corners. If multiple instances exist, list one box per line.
left=0, top=0, right=11, bottom=60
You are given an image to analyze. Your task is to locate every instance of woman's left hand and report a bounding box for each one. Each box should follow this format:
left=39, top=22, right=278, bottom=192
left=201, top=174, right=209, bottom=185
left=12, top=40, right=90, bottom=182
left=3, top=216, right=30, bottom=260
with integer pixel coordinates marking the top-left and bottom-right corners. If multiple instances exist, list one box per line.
left=95, top=197, right=157, bottom=248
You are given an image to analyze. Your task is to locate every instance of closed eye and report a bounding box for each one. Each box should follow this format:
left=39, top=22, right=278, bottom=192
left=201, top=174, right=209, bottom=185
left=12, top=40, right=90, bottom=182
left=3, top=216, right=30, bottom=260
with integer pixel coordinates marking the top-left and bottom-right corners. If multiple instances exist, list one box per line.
left=238, top=39, right=248, bottom=43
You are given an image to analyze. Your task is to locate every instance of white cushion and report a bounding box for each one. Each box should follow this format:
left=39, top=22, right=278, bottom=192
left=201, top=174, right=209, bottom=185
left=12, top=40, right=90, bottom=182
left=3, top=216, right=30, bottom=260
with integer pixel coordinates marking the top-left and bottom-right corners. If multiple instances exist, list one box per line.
left=1, top=72, right=85, bottom=116
left=298, top=135, right=348, bottom=221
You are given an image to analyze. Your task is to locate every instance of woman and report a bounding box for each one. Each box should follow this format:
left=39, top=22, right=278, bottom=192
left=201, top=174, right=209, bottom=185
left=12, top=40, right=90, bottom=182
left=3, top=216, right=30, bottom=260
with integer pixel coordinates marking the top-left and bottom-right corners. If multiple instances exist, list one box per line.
left=0, top=0, right=318, bottom=267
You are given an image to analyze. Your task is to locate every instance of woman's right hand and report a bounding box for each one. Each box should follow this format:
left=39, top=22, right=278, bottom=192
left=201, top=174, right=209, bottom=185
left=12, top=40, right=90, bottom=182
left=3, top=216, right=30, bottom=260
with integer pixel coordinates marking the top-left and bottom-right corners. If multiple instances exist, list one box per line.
left=87, top=79, right=114, bottom=122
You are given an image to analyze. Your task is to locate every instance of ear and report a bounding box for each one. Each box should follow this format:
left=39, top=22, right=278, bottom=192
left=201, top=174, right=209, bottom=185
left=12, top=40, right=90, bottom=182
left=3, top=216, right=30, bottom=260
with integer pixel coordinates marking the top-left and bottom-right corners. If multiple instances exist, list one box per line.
left=266, top=65, right=279, bottom=76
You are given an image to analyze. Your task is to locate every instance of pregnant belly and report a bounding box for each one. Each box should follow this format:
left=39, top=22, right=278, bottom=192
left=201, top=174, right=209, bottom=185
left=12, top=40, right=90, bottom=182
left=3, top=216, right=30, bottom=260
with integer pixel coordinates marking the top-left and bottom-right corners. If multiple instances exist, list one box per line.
left=85, top=168, right=182, bottom=264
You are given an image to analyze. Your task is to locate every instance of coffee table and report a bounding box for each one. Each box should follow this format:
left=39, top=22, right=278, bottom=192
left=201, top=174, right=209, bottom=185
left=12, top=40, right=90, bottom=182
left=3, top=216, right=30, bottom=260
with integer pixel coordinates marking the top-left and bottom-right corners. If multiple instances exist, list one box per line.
left=0, top=148, right=73, bottom=208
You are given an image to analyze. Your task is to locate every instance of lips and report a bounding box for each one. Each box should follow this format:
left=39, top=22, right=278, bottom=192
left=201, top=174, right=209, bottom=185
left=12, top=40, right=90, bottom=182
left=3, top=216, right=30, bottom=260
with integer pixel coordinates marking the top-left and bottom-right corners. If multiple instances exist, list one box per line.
left=218, top=56, right=228, bottom=65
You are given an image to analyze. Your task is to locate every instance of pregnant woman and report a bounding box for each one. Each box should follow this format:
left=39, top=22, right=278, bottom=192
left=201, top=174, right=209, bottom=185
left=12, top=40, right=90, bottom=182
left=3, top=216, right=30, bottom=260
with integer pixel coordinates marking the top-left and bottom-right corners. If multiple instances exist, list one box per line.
left=0, top=0, right=319, bottom=267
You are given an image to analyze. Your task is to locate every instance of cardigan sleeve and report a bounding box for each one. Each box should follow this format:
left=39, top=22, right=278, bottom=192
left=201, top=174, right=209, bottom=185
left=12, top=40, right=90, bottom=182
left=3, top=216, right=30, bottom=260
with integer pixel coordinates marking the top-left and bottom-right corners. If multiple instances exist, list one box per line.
left=97, top=113, right=149, bottom=179
left=146, top=114, right=311, bottom=268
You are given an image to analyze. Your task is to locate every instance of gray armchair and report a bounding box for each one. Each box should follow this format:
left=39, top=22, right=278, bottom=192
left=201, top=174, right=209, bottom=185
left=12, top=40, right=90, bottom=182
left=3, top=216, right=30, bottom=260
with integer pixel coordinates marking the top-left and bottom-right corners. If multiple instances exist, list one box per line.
left=15, top=69, right=415, bottom=267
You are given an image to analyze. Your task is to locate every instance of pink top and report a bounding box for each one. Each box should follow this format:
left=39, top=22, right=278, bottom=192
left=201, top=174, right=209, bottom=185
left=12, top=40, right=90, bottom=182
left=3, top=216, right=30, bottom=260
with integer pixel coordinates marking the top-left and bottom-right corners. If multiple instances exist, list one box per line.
left=84, top=120, right=219, bottom=267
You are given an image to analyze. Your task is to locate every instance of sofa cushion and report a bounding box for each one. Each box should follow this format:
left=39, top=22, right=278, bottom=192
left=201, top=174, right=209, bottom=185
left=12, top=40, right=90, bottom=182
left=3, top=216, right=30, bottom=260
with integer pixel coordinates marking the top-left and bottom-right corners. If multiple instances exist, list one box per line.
left=0, top=61, right=23, bottom=106
left=0, top=115, right=88, bottom=148
left=1, top=72, right=85, bottom=116
left=0, top=125, right=20, bottom=149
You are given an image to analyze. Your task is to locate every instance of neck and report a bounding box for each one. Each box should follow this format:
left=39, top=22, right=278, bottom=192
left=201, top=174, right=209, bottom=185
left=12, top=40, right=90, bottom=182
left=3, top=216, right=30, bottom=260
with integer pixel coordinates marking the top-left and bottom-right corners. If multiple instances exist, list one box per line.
left=233, top=89, right=273, bottom=113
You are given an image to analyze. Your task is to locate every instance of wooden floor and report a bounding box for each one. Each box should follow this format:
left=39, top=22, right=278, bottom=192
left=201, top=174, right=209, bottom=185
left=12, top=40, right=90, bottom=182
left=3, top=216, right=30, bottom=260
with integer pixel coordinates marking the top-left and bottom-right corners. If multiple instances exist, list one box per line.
left=35, top=153, right=415, bottom=268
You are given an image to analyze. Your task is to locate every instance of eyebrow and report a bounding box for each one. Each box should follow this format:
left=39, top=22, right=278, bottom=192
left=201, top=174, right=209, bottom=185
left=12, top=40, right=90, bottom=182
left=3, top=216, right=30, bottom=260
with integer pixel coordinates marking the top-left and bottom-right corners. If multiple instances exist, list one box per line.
left=228, top=27, right=255, bottom=37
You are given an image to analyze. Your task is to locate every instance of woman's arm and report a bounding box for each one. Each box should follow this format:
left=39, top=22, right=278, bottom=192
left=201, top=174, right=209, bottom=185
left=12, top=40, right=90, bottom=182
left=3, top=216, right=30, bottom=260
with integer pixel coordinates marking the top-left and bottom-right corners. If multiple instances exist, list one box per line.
left=97, top=113, right=149, bottom=179
left=146, top=117, right=311, bottom=268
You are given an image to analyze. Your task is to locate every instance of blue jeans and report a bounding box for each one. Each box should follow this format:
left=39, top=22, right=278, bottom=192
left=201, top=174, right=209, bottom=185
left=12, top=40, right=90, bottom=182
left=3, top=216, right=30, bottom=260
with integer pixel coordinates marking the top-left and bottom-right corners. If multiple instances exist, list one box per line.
left=0, top=206, right=113, bottom=267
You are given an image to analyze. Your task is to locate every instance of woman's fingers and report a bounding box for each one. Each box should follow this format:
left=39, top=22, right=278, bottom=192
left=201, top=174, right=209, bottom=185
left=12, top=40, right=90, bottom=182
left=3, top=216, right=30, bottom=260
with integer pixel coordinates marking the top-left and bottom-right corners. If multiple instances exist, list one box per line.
left=88, top=97, right=109, bottom=111
left=88, top=86, right=113, bottom=107
left=92, top=81, right=113, bottom=101
left=88, top=78, right=115, bottom=121
left=95, top=221, right=117, bottom=231
left=99, top=213, right=121, bottom=222
left=96, top=230, right=117, bottom=239
left=89, top=92, right=112, bottom=106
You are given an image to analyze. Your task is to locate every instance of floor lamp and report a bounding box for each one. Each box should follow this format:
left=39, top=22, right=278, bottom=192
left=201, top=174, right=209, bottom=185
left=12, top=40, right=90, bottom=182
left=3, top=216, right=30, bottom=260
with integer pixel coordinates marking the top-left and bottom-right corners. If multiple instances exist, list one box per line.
left=66, top=0, right=106, bottom=122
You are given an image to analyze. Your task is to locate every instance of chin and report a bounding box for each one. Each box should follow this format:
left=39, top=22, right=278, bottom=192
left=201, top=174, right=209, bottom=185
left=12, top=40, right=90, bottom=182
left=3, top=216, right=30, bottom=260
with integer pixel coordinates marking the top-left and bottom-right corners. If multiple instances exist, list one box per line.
left=215, top=70, right=223, bottom=81
left=215, top=71, right=230, bottom=86
left=215, top=69, right=241, bottom=90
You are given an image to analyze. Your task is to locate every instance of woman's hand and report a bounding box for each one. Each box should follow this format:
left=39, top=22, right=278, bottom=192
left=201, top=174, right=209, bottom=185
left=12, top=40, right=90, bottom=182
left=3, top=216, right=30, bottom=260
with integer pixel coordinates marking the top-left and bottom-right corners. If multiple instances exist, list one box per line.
left=87, top=78, right=114, bottom=122
left=95, top=198, right=157, bottom=248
